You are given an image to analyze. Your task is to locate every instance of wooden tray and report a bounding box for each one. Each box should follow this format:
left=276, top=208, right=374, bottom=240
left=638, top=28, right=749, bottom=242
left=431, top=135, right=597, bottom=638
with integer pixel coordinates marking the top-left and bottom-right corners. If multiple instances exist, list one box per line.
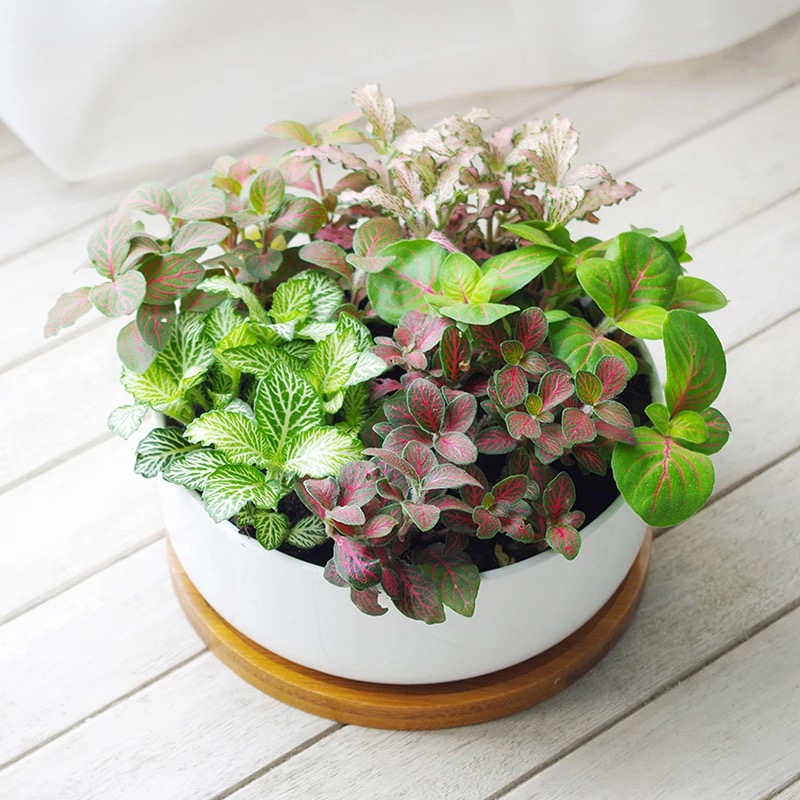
left=169, top=530, right=651, bottom=730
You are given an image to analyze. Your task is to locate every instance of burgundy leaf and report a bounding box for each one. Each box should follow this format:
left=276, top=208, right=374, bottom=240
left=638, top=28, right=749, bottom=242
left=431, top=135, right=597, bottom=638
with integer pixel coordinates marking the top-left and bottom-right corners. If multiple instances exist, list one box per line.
left=337, top=461, right=378, bottom=507
left=272, top=197, right=327, bottom=233
left=299, top=241, right=352, bottom=280
left=519, top=351, right=549, bottom=378
left=515, top=307, right=548, bottom=351
left=435, top=432, right=478, bottom=465
left=404, top=502, right=441, bottom=531
left=411, top=313, right=450, bottom=352
left=492, top=474, right=528, bottom=504
left=298, top=477, right=340, bottom=517
left=384, top=560, right=445, bottom=624
left=323, top=558, right=348, bottom=587
left=431, top=495, right=474, bottom=513
left=595, top=356, right=630, bottom=401
left=471, top=320, right=507, bottom=358
left=494, top=364, right=528, bottom=408
left=405, top=350, right=427, bottom=370
left=424, top=464, right=483, bottom=491
left=575, top=370, right=603, bottom=405
left=363, top=447, right=418, bottom=479
left=594, top=419, right=637, bottom=445
left=475, top=426, right=518, bottom=455
left=402, top=441, right=437, bottom=479
left=406, top=378, right=446, bottom=433
left=505, top=518, right=538, bottom=543
left=383, top=425, right=434, bottom=453
left=141, top=253, right=204, bottom=305
left=136, top=303, right=176, bottom=350
left=443, top=392, right=477, bottom=434
left=473, top=507, right=502, bottom=539
left=350, top=586, right=388, bottom=616
left=535, top=425, right=567, bottom=463
left=333, top=534, right=382, bottom=590
left=561, top=407, right=597, bottom=445
left=440, top=325, right=471, bottom=383
left=383, top=394, right=418, bottom=426
left=542, top=472, right=576, bottom=520
left=594, top=400, right=635, bottom=429
left=507, top=412, right=541, bottom=441
left=441, top=508, right=479, bottom=535
left=573, top=443, right=610, bottom=475
left=546, top=525, right=582, bottom=560
left=362, top=514, right=398, bottom=541
left=538, top=369, right=574, bottom=411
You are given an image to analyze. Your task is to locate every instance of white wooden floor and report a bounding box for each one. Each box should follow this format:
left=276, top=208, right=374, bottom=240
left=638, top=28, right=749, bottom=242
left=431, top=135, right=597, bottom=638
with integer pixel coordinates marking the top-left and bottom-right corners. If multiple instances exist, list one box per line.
left=2, top=18, right=800, bottom=799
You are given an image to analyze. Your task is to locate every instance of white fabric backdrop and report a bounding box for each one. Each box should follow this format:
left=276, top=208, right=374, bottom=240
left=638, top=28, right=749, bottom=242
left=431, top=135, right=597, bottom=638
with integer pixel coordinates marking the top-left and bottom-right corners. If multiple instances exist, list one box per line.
left=2, top=0, right=799, bottom=181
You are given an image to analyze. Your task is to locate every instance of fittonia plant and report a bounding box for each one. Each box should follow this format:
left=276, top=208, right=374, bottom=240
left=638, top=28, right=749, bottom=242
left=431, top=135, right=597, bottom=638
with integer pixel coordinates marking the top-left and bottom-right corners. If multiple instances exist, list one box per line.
left=46, top=84, right=729, bottom=623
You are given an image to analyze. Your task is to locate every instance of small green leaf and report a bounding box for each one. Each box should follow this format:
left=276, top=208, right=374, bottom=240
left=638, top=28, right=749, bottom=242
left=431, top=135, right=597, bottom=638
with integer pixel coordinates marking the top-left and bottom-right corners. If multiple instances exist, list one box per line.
left=549, top=317, right=637, bottom=376
left=271, top=279, right=312, bottom=324
left=249, top=168, right=285, bottom=218
left=611, top=427, right=715, bottom=527
left=439, top=252, right=482, bottom=303
left=482, top=246, right=558, bottom=301
left=439, top=302, right=518, bottom=326
left=501, top=222, right=570, bottom=253
left=645, top=402, right=671, bottom=436
left=185, top=410, right=273, bottom=468
left=615, top=305, right=668, bottom=339
left=669, top=276, right=728, bottom=313
left=89, top=271, right=146, bottom=318
left=306, top=330, right=360, bottom=395
left=283, top=427, right=363, bottom=478
left=289, top=271, right=345, bottom=323
left=107, top=404, right=148, bottom=440
left=197, top=276, right=268, bottom=323
left=203, top=464, right=280, bottom=522
left=576, top=258, right=629, bottom=319
left=682, top=407, right=731, bottom=455
left=135, top=428, right=197, bottom=478
left=286, top=515, right=328, bottom=549
left=668, top=410, right=709, bottom=444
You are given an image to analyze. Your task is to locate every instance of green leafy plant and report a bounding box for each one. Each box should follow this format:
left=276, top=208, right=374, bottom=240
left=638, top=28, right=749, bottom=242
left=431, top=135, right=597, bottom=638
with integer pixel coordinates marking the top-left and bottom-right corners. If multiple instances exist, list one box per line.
left=47, top=84, right=729, bottom=624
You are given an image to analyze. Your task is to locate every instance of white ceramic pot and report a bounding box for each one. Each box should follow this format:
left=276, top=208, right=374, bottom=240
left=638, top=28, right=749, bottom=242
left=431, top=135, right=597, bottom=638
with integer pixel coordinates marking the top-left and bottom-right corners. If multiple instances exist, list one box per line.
left=161, top=479, right=646, bottom=684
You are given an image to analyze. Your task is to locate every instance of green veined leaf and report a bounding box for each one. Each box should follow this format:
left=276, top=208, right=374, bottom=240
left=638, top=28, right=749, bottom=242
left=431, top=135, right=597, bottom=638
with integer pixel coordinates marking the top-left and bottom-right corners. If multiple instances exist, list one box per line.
left=89, top=271, right=146, bottom=318
left=217, top=343, right=302, bottom=378
left=306, top=330, right=360, bottom=395
left=669, top=276, right=728, bottom=313
left=353, top=217, right=402, bottom=256
left=481, top=246, right=558, bottom=301
left=253, top=364, right=323, bottom=457
left=249, top=168, right=285, bottom=218
left=204, top=299, right=241, bottom=345
left=157, top=312, right=214, bottom=383
left=162, top=449, right=228, bottom=491
left=615, top=304, right=668, bottom=339
left=203, top=464, right=281, bottom=522
left=439, top=302, right=518, bottom=326
left=439, top=252, right=482, bottom=303
left=134, top=428, right=198, bottom=478
left=417, top=544, right=480, bottom=618
left=611, top=426, right=715, bottom=527
left=122, top=361, right=181, bottom=409
left=285, top=515, right=327, bottom=549
left=366, top=240, right=446, bottom=325
left=87, top=212, right=134, bottom=278
left=283, top=427, right=363, bottom=477
left=107, top=404, right=148, bottom=440
left=122, top=182, right=174, bottom=217
left=681, top=407, right=731, bottom=455
left=44, top=287, right=93, bottom=337
left=271, top=279, right=313, bottom=324
left=549, top=317, right=637, bottom=377
left=345, top=351, right=387, bottom=387
left=250, top=510, right=290, bottom=549
left=339, top=383, right=370, bottom=432
left=663, top=309, right=726, bottom=414
left=272, top=197, right=327, bottom=233
left=172, top=221, right=229, bottom=254
left=185, top=410, right=273, bottom=468
left=197, top=275, right=268, bottom=323
left=290, top=271, right=345, bottom=322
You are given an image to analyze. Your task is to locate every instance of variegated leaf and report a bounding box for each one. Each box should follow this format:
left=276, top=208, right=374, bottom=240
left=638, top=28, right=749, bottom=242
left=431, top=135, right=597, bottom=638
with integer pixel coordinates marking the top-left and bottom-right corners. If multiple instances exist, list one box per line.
left=440, top=301, right=518, bottom=326
left=249, top=168, right=285, bottom=218
left=350, top=587, right=388, bottom=616
left=185, top=410, right=273, bottom=468
left=493, top=474, right=528, bottom=504
left=434, top=432, right=477, bottom=465
left=683, top=407, right=731, bottom=456
left=299, top=241, right=352, bottom=279
left=515, top=307, right=549, bottom=351
left=575, top=370, right=603, bottom=405
left=542, top=471, right=576, bottom=520
left=283, top=427, right=363, bottom=478
left=172, top=175, right=227, bottom=220
left=351, top=83, right=396, bottom=143
left=44, top=287, right=93, bottom=337
left=197, top=275, right=268, bottom=323
left=404, top=502, right=440, bottom=531
left=439, top=325, right=470, bottom=383
left=424, top=464, right=482, bottom=491
left=87, top=213, right=134, bottom=278
left=162, top=449, right=227, bottom=491
left=475, top=426, right=518, bottom=455
left=250, top=509, right=290, bottom=549
left=203, top=464, right=280, bottom=523
left=122, top=182, right=174, bottom=217
left=271, top=279, right=313, bottom=324
left=594, top=400, right=634, bottom=429
left=333, top=534, right=382, bottom=590
left=89, top=270, right=146, bottom=318
left=286, top=515, right=328, bottom=549
left=107, top=404, right=148, bottom=440
left=538, top=369, right=573, bottom=410
left=406, top=378, right=445, bottom=432
left=546, top=525, right=581, bottom=560
left=134, top=428, right=197, bottom=478
left=443, top=393, right=477, bottom=434
left=136, top=303, right=176, bottom=350
left=141, top=253, right=204, bottom=305
left=306, top=330, right=360, bottom=395
left=595, top=356, right=630, bottom=401
left=493, top=365, right=528, bottom=409
left=383, top=560, right=445, bottom=624
left=172, top=221, right=229, bottom=254
left=353, top=217, right=402, bottom=257
left=561, top=407, right=597, bottom=444
left=272, top=197, right=327, bottom=233
left=549, top=317, right=637, bottom=376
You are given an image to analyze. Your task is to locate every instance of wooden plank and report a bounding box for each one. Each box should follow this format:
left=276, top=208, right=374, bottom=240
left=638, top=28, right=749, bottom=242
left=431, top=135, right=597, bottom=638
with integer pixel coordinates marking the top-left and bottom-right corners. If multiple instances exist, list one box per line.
left=0, top=435, right=161, bottom=623
left=502, top=608, right=800, bottom=800
left=774, top=780, right=800, bottom=800
left=0, top=541, right=200, bottom=766
left=225, top=446, right=800, bottom=800
left=0, top=636, right=333, bottom=800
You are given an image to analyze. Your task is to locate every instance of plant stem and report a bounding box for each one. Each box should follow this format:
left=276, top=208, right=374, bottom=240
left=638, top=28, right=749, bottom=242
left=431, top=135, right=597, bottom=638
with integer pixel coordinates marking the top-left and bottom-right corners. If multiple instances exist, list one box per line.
left=486, top=213, right=495, bottom=253
left=315, top=164, right=325, bottom=198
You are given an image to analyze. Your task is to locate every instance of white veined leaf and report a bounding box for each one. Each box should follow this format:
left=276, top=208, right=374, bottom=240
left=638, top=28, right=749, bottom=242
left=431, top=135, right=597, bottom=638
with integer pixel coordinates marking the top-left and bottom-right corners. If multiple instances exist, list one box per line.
left=215, top=321, right=258, bottom=354
left=158, top=312, right=214, bottom=382
left=250, top=509, right=291, bottom=550
left=122, top=362, right=181, bottom=410
left=290, top=271, right=344, bottom=322
left=185, top=410, right=273, bottom=468
left=263, top=320, right=298, bottom=340
left=306, top=330, right=360, bottom=395
left=270, top=280, right=313, bottom=324
left=295, top=321, right=336, bottom=342
left=323, top=392, right=345, bottom=414
left=335, top=311, right=373, bottom=350
left=134, top=428, right=198, bottom=478
left=216, top=343, right=303, bottom=379
left=203, top=464, right=280, bottom=522
left=224, top=398, right=255, bottom=418
left=162, top=449, right=228, bottom=491
left=197, top=275, right=268, bottom=323
left=282, top=340, right=316, bottom=361
left=283, top=427, right=363, bottom=478
left=204, top=299, right=241, bottom=344
left=107, top=404, right=148, bottom=440
left=253, top=363, right=323, bottom=456
left=339, top=383, right=370, bottom=432
left=286, top=515, right=327, bottom=549
left=345, top=351, right=387, bottom=387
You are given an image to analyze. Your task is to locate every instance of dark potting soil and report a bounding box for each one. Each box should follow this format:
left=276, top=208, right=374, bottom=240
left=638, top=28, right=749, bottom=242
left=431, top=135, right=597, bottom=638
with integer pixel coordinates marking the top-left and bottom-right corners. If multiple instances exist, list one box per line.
left=237, top=358, right=654, bottom=573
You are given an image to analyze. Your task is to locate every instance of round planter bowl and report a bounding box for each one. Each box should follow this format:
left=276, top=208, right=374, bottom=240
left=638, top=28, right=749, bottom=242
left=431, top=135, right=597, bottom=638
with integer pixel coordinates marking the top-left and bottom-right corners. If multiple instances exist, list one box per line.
left=161, top=479, right=646, bottom=685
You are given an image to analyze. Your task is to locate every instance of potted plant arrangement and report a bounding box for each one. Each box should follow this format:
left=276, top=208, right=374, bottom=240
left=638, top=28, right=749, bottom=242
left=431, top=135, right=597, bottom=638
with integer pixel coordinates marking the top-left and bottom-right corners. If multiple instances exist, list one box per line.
left=46, top=85, right=729, bottom=709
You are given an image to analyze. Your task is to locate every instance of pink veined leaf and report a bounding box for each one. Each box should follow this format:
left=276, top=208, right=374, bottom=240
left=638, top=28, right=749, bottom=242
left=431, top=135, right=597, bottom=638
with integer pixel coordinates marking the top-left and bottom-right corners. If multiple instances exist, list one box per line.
left=519, top=350, right=549, bottom=378
left=44, top=287, right=93, bottom=337
left=136, top=303, right=176, bottom=350
left=515, top=307, right=548, bottom=351
left=172, top=221, right=229, bottom=254
left=363, top=447, right=418, bottom=480
left=87, top=212, right=134, bottom=279
left=243, top=249, right=283, bottom=281
left=382, top=394, right=418, bottom=427
left=141, top=253, right=204, bottom=305
left=120, top=236, right=161, bottom=275
left=172, top=176, right=227, bottom=220
left=404, top=502, right=441, bottom=531
left=595, top=356, right=630, bottom=401
left=575, top=370, right=603, bottom=406
left=328, top=505, right=367, bottom=526
left=424, top=464, right=483, bottom=491
left=443, top=393, right=477, bottom=434
left=494, top=365, right=528, bottom=409
left=116, top=321, right=156, bottom=373
left=406, top=378, right=446, bottom=433
left=431, top=496, right=474, bottom=514
left=122, top=182, right=174, bottom=217
left=337, top=461, right=378, bottom=507
left=349, top=586, right=388, bottom=617
left=573, top=180, right=640, bottom=221
left=594, top=399, right=634, bottom=429
left=402, top=441, right=437, bottom=480
left=470, top=320, right=507, bottom=359
left=507, top=448, right=531, bottom=476
left=383, top=560, right=445, bottom=624
left=507, top=412, right=541, bottom=441
left=473, top=507, right=502, bottom=539
left=299, top=241, right=352, bottom=280
left=333, top=535, right=382, bottom=590
left=561, top=407, right=597, bottom=445
left=362, top=514, right=398, bottom=542
left=323, top=559, right=348, bottom=588
left=527, top=458, right=555, bottom=493
left=594, top=419, right=637, bottom=445
left=492, top=474, right=528, bottom=505
left=526, top=115, right=579, bottom=185
left=435, top=432, right=478, bottom=465
left=439, top=325, right=471, bottom=383
left=563, top=510, right=586, bottom=529
left=299, top=477, right=340, bottom=517
left=405, top=350, right=427, bottom=371
left=441, top=508, right=478, bottom=535
left=535, top=425, right=567, bottom=462
left=298, top=144, right=373, bottom=175
left=375, top=477, right=404, bottom=501
left=417, top=544, right=480, bottom=617
left=272, top=197, right=327, bottom=234
left=409, top=312, right=449, bottom=352
left=546, top=525, right=582, bottom=560
left=278, top=154, right=317, bottom=194
left=346, top=254, right=395, bottom=273
left=538, top=369, right=574, bottom=411
left=383, top=425, right=434, bottom=454
left=249, top=169, right=288, bottom=219
left=373, top=342, right=404, bottom=367
left=475, top=426, right=518, bottom=455
left=542, top=472, right=577, bottom=520
left=573, top=443, right=609, bottom=476
left=353, top=217, right=402, bottom=257
left=89, top=270, right=146, bottom=318
left=505, top=519, right=538, bottom=543
left=394, top=326, right=414, bottom=349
